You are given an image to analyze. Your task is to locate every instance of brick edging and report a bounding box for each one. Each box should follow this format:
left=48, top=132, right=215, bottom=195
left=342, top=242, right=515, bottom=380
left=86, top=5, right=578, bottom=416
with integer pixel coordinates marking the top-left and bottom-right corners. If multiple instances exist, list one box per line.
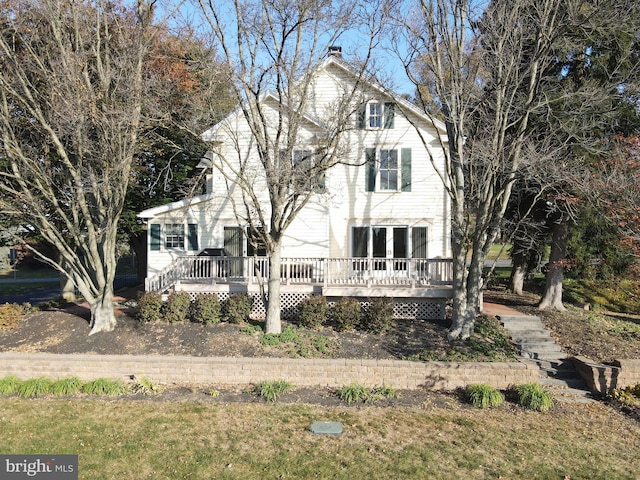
left=0, top=353, right=538, bottom=391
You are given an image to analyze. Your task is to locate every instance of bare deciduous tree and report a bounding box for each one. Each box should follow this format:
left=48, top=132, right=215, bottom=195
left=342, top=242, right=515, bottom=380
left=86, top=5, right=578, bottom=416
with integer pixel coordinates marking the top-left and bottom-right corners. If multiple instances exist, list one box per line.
left=398, top=0, right=571, bottom=339
left=196, top=0, right=388, bottom=334
left=0, top=0, right=154, bottom=334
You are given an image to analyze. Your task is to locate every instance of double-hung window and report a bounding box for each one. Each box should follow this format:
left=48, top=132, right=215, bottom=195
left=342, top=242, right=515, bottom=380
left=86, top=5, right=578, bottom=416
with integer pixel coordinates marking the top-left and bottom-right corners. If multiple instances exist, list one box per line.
left=290, top=148, right=325, bottom=191
left=368, top=102, right=383, bottom=128
left=365, top=147, right=412, bottom=192
left=379, top=149, right=398, bottom=191
left=357, top=101, right=395, bottom=130
left=149, top=223, right=198, bottom=251
left=165, top=224, right=185, bottom=249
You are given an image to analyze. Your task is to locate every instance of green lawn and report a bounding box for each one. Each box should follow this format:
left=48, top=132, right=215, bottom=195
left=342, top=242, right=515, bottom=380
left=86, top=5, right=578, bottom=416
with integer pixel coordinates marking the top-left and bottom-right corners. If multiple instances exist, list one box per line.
left=1, top=397, right=638, bottom=479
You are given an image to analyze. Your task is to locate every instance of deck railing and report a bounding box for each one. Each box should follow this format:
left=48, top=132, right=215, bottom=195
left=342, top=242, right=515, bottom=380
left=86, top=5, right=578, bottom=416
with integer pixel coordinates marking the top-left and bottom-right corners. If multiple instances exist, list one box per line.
left=145, top=256, right=454, bottom=292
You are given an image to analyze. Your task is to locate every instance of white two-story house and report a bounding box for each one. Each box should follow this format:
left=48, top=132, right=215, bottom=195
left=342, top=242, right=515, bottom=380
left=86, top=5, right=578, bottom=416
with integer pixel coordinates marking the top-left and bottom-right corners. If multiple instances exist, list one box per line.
left=138, top=50, right=453, bottom=320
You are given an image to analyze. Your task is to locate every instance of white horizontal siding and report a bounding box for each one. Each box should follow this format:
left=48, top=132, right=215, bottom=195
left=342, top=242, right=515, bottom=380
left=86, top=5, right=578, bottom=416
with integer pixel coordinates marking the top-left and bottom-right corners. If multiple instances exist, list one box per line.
left=144, top=59, right=451, bottom=280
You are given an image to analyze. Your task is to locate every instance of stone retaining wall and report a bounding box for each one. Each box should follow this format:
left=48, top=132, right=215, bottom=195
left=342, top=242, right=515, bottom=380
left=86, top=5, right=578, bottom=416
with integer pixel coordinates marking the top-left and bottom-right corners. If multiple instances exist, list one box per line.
left=0, top=353, right=539, bottom=391
left=572, top=356, right=640, bottom=395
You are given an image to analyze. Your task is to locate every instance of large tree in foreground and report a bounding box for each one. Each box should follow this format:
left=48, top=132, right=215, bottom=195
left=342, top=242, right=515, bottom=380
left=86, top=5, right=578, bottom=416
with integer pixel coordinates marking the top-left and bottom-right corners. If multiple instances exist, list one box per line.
left=399, top=0, right=569, bottom=340
left=0, top=0, right=153, bottom=334
left=197, top=0, right=387, bottom=334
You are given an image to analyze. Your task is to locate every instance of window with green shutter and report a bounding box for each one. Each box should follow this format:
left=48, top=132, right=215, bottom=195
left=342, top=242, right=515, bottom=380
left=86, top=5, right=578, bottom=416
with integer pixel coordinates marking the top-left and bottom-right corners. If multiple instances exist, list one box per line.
left=365, top=147, right=411, bottom=192
left=384, top=102, right=395, bottom=129
left=358, top=101, right=396, bottom=129
left=188, top=224, right=199, bottom=251
left=365, top=148, right=376, bottom=192
left=401, top=148, right=412, bottom=192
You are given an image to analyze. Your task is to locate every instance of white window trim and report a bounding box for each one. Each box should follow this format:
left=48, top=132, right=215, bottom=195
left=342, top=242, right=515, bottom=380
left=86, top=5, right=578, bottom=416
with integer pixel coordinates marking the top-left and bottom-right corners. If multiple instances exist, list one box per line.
left=378, top=148, right=399, bottom=191
left=164, top=223, right=186, bottom=251
left=350, top=225, right=429, bottom=258
left=367, top=101, right=383, bottom=129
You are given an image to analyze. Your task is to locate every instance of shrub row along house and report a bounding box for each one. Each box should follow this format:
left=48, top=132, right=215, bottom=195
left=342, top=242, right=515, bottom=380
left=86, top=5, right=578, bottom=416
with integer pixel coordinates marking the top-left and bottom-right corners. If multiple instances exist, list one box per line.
left=138, top=49, right=453, bottom=320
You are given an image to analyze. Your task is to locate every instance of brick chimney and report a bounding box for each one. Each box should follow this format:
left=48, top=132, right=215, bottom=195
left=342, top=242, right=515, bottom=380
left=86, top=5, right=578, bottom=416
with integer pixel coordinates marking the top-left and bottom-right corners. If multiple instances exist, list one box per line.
left=327, top=46, right=342, bottom=58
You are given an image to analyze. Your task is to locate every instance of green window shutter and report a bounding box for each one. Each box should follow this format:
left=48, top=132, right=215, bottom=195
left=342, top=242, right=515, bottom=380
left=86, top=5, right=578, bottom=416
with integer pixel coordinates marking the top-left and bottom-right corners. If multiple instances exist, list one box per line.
left=150, top=224, right=161, bottom=251
left=357, top=103, right=366, bottom=129
left=187, top=224, right=199, bottom=251
left=365, top=148, right=376, bottom=192
left=314, top=150, right=326, bottom=191
left=401, top=148, right=412, bottom=192
left=384, top=102, right=395, bottom=129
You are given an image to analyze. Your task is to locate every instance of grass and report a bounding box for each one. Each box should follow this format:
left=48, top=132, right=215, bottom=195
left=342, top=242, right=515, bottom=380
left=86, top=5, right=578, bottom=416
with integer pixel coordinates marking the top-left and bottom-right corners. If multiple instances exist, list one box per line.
left=0, top=397, right=638, bottom=479
left=563, top=279, right=640, bottom=314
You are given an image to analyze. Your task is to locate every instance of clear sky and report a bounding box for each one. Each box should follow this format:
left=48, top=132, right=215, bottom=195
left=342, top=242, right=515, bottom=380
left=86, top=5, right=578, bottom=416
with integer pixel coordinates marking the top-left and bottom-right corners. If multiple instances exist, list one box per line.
left=163, top=0, right=417, bottom=98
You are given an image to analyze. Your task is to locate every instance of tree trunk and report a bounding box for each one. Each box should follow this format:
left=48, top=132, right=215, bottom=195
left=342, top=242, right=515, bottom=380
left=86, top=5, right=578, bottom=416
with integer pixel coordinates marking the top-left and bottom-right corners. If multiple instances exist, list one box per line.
left=59, top=273, right=76, bottom=303
left=511, top=266, right=526, bottom=296
left=448, top=234, right=482, bottom=341
left=539, top=216, right=568, bottom=311
left=264, top=243, right=282, bottom=334
left=88, top=287, right=117, bottom=335
left=58, top=254, right=76, bottom=302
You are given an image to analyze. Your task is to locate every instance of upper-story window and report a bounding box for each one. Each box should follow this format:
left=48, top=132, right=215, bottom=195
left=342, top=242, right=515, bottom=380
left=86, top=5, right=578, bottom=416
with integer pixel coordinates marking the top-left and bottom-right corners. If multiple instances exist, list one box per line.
left=379, top=149, right=398, bottom=190
left=368, top=102, right=383, bottom=128
left=365, top=147, right=412, bottom=192
left=285, top=148, right=326, bottom=192
left=357, top=101, right=395, bottom=130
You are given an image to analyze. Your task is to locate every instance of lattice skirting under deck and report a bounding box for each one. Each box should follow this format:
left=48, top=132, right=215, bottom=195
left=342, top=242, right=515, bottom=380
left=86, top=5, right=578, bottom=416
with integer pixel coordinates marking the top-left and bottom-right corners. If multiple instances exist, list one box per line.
left=183, top=291, right=446, bottom=320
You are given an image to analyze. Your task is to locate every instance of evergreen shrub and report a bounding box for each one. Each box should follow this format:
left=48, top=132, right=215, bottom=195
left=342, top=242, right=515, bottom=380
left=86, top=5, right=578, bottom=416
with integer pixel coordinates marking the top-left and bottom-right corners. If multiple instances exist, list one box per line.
left=333, top=297, right=361, bottom=331
left=297, top=295, right=328, bottom=329
left=362, top=297, right=394, bottom=334
left=163, top=291, right=192, bottom=323
left=136, top=291, right=163, bottom=322
left=224, top=293, right=253, bottom=323
left=190, top=293, right=221, bottom=324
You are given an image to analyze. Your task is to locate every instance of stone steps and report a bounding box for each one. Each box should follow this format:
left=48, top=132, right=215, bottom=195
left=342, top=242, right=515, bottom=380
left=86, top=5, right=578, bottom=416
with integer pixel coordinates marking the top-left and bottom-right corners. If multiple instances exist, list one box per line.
left=498, top=313, right=594, bottom=403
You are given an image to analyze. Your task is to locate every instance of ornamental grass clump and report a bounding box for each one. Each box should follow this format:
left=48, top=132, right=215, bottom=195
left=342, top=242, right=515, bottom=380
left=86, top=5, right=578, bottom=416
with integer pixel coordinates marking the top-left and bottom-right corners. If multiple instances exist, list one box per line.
left=17, top=377, right=54, bottom=398
left=50, top=377, right=83, bottom=396
left=0, top=375, right=22, bottom=395
left=514, top=383, right=554, bottom=412
left=253, top=380, right=295, bottom=402
left=82, top=378, right=128, bottom=397
left=466, top=383, right=505, bottom=409
left=337, top=382, right=370, bottom=405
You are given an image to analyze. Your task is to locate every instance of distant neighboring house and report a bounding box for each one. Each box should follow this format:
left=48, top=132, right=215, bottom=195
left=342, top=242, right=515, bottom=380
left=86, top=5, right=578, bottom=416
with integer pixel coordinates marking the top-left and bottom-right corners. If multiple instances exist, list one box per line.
left=139, top=50, right=453, bottom=319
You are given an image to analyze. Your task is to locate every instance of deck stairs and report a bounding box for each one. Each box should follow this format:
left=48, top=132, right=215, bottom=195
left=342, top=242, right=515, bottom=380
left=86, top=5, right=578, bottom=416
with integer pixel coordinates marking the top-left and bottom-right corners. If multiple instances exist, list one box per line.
left=496, top=312, right=595, bottom=404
